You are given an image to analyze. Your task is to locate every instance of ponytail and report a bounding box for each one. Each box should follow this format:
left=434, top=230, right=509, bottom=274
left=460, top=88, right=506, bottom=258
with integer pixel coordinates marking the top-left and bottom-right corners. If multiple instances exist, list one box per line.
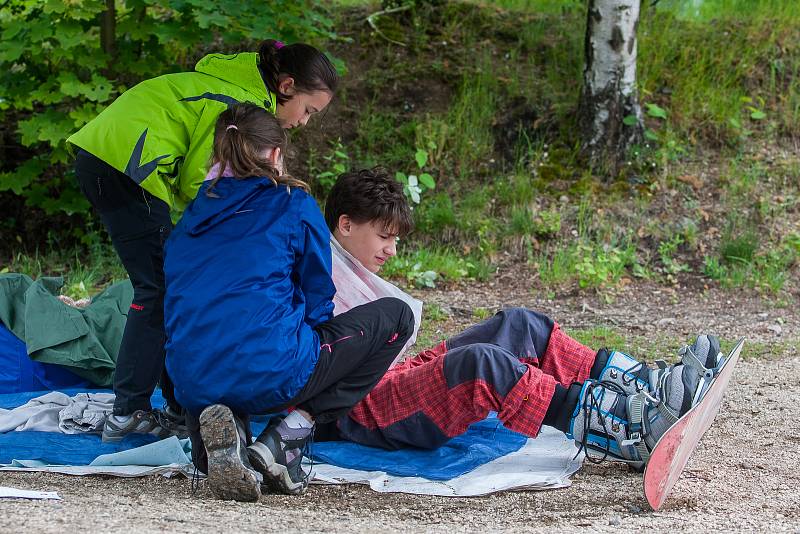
left=258, top=39, right=338, bottom=105
left=208, top=103, right=309, bottom=196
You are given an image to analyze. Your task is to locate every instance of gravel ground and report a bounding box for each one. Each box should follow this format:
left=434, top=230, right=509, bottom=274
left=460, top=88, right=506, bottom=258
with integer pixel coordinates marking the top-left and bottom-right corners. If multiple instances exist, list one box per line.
left=1, top=282, right=798, bottom=533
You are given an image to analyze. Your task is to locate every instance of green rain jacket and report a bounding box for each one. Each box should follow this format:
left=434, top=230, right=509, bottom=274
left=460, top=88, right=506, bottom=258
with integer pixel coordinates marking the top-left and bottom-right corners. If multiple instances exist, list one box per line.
left=67, top=52, right=276, bottom=210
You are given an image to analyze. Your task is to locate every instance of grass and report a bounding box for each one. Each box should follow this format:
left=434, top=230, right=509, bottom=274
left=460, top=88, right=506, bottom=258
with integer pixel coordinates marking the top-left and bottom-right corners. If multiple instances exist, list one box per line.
left=382, top=245, right=494, bottom=287
left=3, top=241, right=126, bottom=298
left=442, top=57, right=498, bottom=177
left=638, top=1, right=800, bottom=142
left=413, top=302, right=453, bottom=350
left=565, top=326, right=686, bottom=363
left=6, top=0, right=799, bottom=299
left=566, top=326, right=800, bottom=365
left=316, top=0, right=798, bottom=296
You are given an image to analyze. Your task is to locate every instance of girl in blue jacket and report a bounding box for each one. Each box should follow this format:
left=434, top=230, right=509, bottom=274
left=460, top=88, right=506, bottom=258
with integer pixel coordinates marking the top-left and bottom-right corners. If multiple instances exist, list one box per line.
left=163, top=103, right=414, bottom=502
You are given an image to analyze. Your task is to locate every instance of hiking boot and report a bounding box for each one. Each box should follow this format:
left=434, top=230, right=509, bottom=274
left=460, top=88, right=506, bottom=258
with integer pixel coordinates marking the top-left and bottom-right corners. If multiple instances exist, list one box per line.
left=247, top=417, right=313, bottom=495
left=161, top=404, right=190, bottom=439
left=199, top=404, right=262, bottom=502
left=102, top=409, right=174, bottom=443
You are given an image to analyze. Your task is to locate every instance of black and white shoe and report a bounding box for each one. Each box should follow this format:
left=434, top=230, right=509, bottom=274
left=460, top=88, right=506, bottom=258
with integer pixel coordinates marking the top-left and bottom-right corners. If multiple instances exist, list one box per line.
left=247, top=416, right=313, bottom=495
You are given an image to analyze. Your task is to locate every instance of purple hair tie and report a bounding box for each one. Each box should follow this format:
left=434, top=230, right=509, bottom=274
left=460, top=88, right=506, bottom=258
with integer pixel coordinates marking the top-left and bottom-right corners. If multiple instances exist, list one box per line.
left=274, top=40, right=285, bottom=49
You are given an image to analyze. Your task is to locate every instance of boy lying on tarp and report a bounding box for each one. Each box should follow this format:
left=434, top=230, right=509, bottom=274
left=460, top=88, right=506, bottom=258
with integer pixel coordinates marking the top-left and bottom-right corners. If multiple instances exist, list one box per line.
left=321, top=168, right=721, bottom=470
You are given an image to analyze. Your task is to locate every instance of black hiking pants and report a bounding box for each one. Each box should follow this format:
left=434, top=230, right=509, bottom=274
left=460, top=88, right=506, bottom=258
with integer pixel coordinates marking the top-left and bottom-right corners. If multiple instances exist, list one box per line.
left=74, top=149, right=179, bottom=415
left=188, top=297, right=415, bottom=472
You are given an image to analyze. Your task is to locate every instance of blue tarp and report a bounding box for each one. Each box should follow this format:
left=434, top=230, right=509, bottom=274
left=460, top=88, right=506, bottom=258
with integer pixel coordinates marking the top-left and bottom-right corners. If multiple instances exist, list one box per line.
left=309, top=418, right=527, bottom=480
left=0, top=388, right=165, bottom=465
left=0, top=323, right=91, bottom=393
left=1, top=389, right=527, bottom=480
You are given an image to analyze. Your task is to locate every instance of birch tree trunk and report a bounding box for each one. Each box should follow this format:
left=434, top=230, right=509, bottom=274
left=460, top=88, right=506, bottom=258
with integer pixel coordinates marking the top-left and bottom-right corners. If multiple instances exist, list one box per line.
left=578, top=0, right=644, bottom=176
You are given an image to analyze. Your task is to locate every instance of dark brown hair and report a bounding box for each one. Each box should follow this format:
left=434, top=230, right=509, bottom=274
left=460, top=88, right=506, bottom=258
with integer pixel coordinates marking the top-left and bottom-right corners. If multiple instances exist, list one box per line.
left=258, top=39, right=338, bottom=105
left=207, top=103, right=308, bottom=196
left=324, top=168, right=414, bottom=237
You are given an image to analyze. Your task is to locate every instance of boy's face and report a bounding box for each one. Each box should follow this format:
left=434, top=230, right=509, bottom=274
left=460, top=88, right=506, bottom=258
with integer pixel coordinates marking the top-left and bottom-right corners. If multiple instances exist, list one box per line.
left=335, top=216, right=398, bottom=273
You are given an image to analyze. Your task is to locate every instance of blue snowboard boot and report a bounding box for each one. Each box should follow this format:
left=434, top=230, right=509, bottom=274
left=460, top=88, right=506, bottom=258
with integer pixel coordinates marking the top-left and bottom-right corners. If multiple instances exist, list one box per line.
left=592, top=334, right=723, bottom=401
left=568, top=335, right=724, bottom=468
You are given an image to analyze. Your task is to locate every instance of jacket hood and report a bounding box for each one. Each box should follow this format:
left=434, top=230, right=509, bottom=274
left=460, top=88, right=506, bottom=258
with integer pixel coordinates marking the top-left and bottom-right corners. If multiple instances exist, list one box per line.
left=194, top=52, right=276, bottom=113
left=181, top=177, right=277, bottom=236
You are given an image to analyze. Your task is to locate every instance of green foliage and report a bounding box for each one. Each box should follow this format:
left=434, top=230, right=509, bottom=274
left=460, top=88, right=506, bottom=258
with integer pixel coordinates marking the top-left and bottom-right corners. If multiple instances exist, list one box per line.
left=415, top=192, right=457, bottom=234
left=567, top=326, right=628, bottom=353
left=658, top=234, right=690, bottom=276
left=532, top=209, right=561, bottom=237
left=703, top=232, right=798, bottom=294
left=414, top=301, right=451, bottom=350
left=645, top=103, right=668, bottom=120
left=5, top=238, right=126, bottom=296
left=424, top=302, right=448, bottom=322
left=395, top=143, right=437, bottom=205
left=311, top=137, right=350, bottom=195
left=638, top=1, right=800, bottom=142
left=356, top=106, right=419, bottom=169
left=0, top=0, right=335, bottom=215
left=383, top=246, right=493, bottom=287
left=426, top=58, right=498, bottom=177
left=720, top=231, right=759, bottom=265
left=5, top=0, right=800, bottom=301
left=573, top=242, right=637, bottom=289
left=472, top=307, right=492, bottom=320
left=535, top=240, right=640, bottom=289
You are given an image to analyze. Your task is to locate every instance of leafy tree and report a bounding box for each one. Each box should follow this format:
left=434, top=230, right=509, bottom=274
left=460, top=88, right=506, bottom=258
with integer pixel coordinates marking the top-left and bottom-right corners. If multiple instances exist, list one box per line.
left=0, top=0, right=336, bottom=216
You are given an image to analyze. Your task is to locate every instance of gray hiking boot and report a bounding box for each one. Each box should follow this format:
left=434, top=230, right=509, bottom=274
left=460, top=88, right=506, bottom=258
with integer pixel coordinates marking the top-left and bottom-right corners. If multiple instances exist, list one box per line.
left=247, top=417, right=313, bottom=495
left=199, top=404, right=262, bottom=502
left=102, top=409, right=174, bottom=443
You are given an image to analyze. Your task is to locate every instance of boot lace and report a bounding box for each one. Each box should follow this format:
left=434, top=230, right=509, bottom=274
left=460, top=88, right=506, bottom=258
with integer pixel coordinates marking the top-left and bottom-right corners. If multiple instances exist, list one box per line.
left=191, top=465, right=201, bottom=496
left=621, top=360, right=648, bottom=392
left=302, top=426, right=316, bottom=487
left=575, top=379, right=627, bottom=465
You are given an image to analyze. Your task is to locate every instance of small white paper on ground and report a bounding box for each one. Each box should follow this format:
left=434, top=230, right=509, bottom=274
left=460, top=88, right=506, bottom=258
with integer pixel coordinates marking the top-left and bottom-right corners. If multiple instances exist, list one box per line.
left=0, top=486, right=61, bottom=500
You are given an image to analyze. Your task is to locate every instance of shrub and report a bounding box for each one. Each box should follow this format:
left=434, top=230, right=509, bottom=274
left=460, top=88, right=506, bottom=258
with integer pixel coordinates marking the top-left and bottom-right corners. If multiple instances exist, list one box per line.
left=0, top=0, right=335, bottom=216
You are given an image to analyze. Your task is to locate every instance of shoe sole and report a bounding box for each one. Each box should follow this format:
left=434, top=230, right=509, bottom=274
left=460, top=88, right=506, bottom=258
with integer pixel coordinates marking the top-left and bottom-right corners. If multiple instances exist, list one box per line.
left=247, top=441, right=307, bottom=495
left=199, top=404, right=262, bottom=502
left=101, top=433, right=124, bottom=444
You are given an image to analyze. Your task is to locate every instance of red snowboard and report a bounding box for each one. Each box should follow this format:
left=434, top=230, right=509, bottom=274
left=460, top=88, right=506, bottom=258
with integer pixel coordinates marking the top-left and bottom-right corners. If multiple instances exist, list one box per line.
left=643, top=338, right=745, bottom=510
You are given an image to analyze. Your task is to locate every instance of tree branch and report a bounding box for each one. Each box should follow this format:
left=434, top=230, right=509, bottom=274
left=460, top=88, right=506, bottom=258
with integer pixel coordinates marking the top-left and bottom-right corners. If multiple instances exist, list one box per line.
left=365, top=3, right=413, bottom=47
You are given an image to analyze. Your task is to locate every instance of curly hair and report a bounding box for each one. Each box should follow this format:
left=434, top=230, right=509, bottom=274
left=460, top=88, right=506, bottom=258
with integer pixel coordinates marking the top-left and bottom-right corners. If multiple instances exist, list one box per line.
left=324, top=167, right=414, bottom=237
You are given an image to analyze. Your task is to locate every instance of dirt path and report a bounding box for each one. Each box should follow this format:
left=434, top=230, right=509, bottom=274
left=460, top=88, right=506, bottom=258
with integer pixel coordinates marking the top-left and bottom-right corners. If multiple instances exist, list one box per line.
left=2, top=283, right=798, bottom=533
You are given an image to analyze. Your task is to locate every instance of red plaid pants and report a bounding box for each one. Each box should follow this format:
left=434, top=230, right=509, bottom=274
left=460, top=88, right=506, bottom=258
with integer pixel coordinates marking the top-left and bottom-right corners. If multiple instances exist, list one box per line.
left=339, top=313, right=596, bottom=450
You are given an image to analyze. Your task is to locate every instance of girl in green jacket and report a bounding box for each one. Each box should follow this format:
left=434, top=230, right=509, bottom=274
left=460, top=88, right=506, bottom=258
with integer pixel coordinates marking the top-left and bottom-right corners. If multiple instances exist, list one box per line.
left=68, top=40, right=338, bottom=442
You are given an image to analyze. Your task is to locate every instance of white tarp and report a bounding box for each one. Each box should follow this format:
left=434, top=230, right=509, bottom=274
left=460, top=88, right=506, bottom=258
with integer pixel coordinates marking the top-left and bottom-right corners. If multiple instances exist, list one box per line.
left=310, top=427, right=584, bottom=496
left=0, top=427, right=584, bottom=497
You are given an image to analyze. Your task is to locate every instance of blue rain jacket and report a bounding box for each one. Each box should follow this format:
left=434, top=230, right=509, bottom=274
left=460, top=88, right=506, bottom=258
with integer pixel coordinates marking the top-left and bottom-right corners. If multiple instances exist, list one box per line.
left=163, top=176, right=335, bottom=417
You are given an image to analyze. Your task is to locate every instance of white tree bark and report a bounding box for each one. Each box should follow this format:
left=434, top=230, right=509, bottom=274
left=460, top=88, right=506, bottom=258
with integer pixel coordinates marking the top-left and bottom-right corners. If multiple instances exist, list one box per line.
left=578, top=0, right=644, bottom=174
